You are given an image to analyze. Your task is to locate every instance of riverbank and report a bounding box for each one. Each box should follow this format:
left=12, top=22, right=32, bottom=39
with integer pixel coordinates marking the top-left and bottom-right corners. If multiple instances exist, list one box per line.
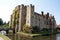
left=17, top=31, right=59, bottom=37
left=7, top=31, right=57, bottom=40
left=8, top=29, right=60, bottom=37
left=17, top=32, right=41, bottom=38
left=39, top=31, right=58, bottom=36
left=0, top=34, right=11, bottom=40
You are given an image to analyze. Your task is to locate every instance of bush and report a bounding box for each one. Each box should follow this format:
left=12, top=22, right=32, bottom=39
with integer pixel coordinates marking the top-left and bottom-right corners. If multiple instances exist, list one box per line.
left=41, top=28, right=48, bottom=32
left=23, top=24, right=32, bottom=33
left=32, top=26, right=40, bottom=34
left=2, top=24, right=9, bottom=28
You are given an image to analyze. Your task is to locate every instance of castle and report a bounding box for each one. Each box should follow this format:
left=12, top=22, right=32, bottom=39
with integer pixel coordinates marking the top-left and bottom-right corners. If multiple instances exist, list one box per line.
left=9, top=4, right=56, bottom=32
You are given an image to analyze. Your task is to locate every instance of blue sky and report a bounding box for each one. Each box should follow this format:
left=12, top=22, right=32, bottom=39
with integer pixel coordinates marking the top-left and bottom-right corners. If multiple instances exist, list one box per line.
left=0, top=0, right=60, bottom=24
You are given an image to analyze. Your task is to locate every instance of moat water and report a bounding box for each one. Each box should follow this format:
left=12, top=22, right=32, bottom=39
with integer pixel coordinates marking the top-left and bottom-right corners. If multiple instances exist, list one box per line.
left=7, top=34, right=60, bottom=40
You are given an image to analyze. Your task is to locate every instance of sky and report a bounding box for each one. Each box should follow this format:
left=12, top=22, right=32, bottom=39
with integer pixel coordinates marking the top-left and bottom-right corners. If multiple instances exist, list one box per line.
left=0, top=0, right=60, bottom=24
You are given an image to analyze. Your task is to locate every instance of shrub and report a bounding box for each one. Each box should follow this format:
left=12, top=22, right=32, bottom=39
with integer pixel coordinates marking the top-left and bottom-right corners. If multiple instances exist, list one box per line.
left=2, top=24, right=9, bottom=28
left=41, top=28, right=49, bottom=32
left=23, top=24, right=32, bottom=33
left=32, top=26, right=40, bottom=34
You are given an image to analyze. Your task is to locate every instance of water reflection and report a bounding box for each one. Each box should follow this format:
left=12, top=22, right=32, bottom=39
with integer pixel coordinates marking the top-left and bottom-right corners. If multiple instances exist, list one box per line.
left=7, top=34, right=57, bottom=40
left=20, top=35, right=56, bottom=40
left=56, top=34, right=60, bottom=40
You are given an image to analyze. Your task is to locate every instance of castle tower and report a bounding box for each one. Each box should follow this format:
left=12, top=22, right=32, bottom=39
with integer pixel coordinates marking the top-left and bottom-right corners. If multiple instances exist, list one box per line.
left=26, top=4, right=34, bottom=26
left=10, top=4, right=56, bottom=33
left=18, top=4, right=27, bottom=31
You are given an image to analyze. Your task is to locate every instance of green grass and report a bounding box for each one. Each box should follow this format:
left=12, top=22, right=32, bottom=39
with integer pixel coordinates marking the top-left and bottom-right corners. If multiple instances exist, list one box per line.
left=0, top=34, right=11, bottom=40
left=17, top=32, right=41, bottom=37
left=17, top=31, right=58, bottom=37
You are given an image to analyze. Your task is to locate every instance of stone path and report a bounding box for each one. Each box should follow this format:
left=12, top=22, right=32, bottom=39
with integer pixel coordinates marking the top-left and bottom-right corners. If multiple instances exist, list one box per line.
left=0, top=37, right=4, bottom=40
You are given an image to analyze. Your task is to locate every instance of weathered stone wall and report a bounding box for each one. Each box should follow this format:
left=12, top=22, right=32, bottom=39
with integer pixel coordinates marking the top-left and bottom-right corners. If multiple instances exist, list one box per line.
left=10, top=4, right=56, bottom=32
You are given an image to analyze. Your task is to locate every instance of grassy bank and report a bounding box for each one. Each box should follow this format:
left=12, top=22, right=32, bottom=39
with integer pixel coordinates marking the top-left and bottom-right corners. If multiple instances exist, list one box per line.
left=39, top=31, right=59, bottom=36
left=17, top=32, right=41, bottom=37
left=17, top=31, right=59, bottom=37
left=0, top=34, right=11, bottom=40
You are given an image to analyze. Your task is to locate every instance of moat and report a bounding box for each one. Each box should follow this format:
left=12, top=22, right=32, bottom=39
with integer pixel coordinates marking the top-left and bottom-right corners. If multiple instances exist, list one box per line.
left=7, top=33, right=60, bottom=40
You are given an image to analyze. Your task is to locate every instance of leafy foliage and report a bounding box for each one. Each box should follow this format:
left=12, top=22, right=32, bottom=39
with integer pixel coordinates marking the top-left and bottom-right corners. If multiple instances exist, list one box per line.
left=2, top=21, right=9, bottom=28
left=32, top=26, right=40, bottom=34
left=0, top=18, right=3, bottom=25
left=23, top=24, right=31, bottom=33
left=41, top=28, right=48, bottom=32
left=2, top=24, right=9, bottom=28
left=3, top=22, right=6, bottom=25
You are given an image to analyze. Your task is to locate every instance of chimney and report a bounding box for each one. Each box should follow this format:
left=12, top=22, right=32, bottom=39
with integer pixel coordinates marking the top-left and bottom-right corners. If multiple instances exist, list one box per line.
left=21, top=4, right=24, bottom=7
left=30, top=4, right=32, bottom=6
left=46, top=12, right=49, bottom=19
left=47, top=12, right=49, bottom=17
left=41, top=11, right=44, bottom=16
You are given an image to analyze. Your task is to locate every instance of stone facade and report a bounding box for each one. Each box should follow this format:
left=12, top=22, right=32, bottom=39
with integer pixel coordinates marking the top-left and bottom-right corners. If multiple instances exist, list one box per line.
left=9, top=4, right=56, bottom=32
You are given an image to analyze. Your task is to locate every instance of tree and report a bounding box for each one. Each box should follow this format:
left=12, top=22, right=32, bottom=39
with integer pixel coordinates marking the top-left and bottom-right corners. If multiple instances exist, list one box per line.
left=2, top=21, right=10, bottom=28
left=3, top=22, right=6, bottom=25
left=0, top=18, right=3, bottom=25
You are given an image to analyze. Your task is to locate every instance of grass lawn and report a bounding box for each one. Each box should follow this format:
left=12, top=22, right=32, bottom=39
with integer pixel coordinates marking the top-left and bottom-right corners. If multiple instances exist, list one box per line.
left=17, top=31, right=58, bottom=37
left=17, top=32, right=41, bottom=37
left=0, top=34, right=11, bottom=40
